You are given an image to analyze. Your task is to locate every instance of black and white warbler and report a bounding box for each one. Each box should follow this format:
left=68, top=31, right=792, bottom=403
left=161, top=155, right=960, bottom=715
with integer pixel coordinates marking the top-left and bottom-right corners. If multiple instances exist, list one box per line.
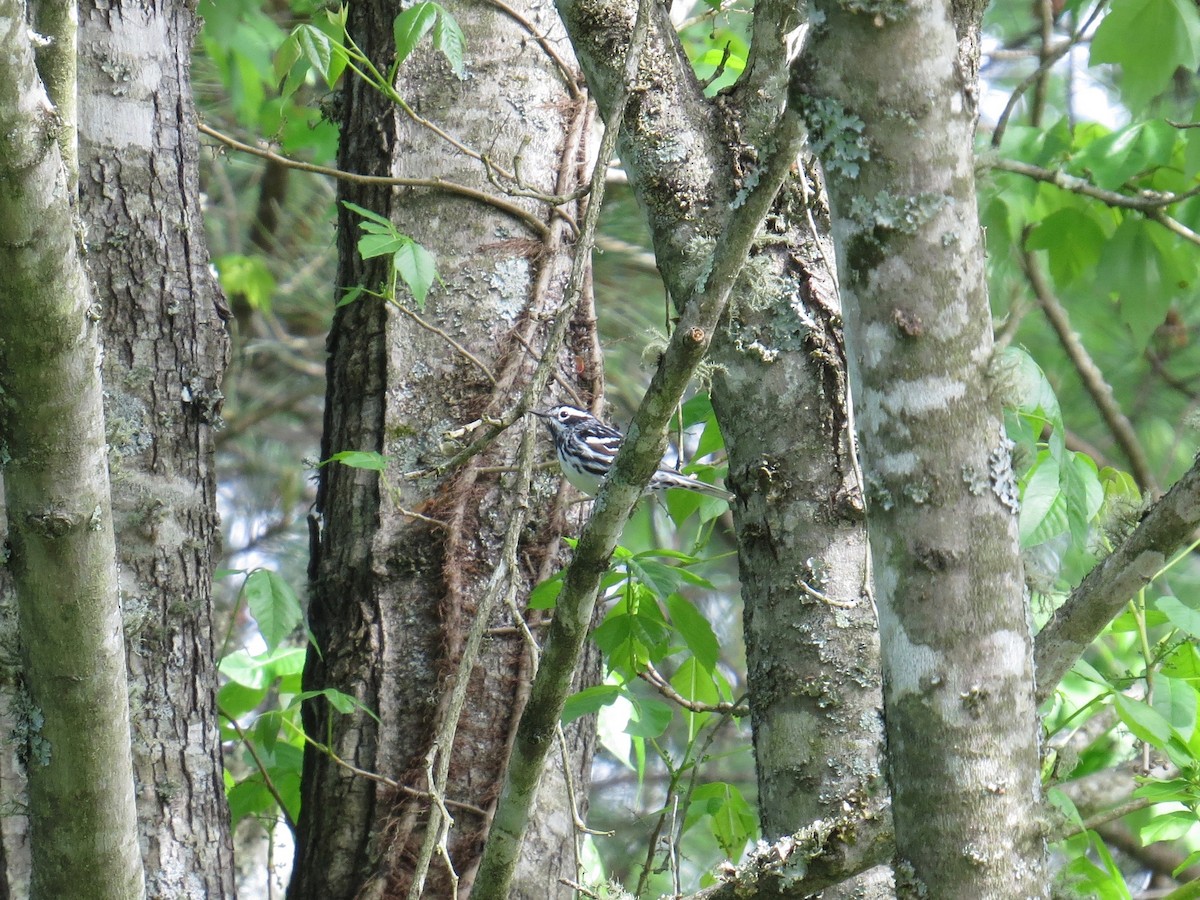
left=531, top=404, right=734, bottom=502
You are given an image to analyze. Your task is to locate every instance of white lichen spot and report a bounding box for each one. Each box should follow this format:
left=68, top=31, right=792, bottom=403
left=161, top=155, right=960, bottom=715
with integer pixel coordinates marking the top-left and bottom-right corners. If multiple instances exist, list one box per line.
left=990, top=434, right=1020, bottom=514
left=486, top=257, right=531, bottom=324
left=746, top=340, right=778, bottom=363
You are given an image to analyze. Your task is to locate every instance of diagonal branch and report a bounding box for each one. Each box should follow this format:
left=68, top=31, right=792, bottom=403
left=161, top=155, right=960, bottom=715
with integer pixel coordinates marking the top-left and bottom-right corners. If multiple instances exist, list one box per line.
left=471, top=71, right=808, bottom=898
left=1019, top=244, right=1158, bottom=495
left=1034, top=456, right=1200, bottom=705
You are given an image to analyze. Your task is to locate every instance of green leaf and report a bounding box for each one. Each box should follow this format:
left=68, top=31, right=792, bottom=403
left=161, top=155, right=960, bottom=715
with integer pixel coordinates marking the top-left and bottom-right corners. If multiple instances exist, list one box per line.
left=342, top=201, right=394, bottom=229
left=393, top=240, right=438, bottom=309
left=244, top=570, right=304, bottom=651
left=213, top=254, right=276, bottom=312
left=1072, top=121, right=1181, bottom=191
left=1091, top=0, right=1200, bottom=110
left=1139, top=809, right=1197, bottom=844
left=226, top=778, right=275, bottom=829
left=625, top=696, right=673, bottom=739
left=561, top=684, right=621, bottom=723
left=291, top=688, right=381, bottom=723
left=692, top=782, right=756, bottom=860
left=998, top=346, right=1063, bottom=435
left=666, top=594, right=720, bottom=672
left=1157, top=594, right=1200, bottom=639
left=1025, top=208, right=1110, bottom=288
left=393, top=2, right=438, bottom=66
left=1096, top=218, right=1187, bottom=349
left=321, top=450, right=390, bottom=471
left=1019, top=452, right=1065, bottom=546
left=1152, top=674, right=1198, bottom=741
left=528, top=571, right=564, bottom=610
left=627, top=557, right=684, bottom=599
left=1061, top=451, right=1102, bottom=549
left=671, top=656, right=717, bottom=739
left=358, top=232, right=410, bottom=260
left=593, top=589, right=670, bottom=677
left=294, top=24, right=335, bottom=86
left=1114, top=694, right=1171, bottom=745
left=219, top=646, right=307, bottom=689
left=218, top=680, right=268, bottom=719
left=336, top=285, right=366, bottom=308
left=431, top=6, right=466, bottom=77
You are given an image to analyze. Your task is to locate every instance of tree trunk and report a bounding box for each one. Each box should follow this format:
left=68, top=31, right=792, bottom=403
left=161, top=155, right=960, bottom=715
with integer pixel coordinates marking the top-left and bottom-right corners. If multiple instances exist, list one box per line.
left=76, top=0, right=237, bottom=893
left=800, top=1, right=1047, bottom=895
left=557, top=2, right=891, bottom=893
left=0, top=5, right=143, bottom=895
left=288, top=0, right=599, bottom=896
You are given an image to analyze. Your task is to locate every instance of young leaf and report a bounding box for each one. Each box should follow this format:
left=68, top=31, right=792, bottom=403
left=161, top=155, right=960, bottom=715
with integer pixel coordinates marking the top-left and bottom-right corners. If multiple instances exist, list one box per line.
left=393, top=240, right=438, bottom=309
left=431, top=6, right=466, bottom=77
left=244, top=569, right=304, bottom=651
left=393, top=2, right=438, bottom=66
left=321, top=450, right=390, bottom=471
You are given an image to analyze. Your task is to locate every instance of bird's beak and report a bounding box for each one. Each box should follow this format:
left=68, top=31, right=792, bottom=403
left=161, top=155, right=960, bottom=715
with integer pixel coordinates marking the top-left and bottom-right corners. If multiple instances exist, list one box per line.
left=530, top=409, right=549, bottom=418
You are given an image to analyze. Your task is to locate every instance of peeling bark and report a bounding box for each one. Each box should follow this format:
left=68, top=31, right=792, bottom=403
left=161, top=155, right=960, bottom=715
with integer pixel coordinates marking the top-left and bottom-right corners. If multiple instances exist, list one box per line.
left=288, top=0, right=599, bottom=896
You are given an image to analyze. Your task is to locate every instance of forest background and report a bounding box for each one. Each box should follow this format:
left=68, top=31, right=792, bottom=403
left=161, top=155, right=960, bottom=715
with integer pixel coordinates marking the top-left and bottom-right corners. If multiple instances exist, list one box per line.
left=1, top=0, right=1200, bottom=897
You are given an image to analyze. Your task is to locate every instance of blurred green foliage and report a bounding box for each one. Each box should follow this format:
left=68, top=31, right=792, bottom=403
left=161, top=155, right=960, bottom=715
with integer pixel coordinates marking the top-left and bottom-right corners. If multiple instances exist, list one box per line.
left=196, top=0, right=1200, bottom=893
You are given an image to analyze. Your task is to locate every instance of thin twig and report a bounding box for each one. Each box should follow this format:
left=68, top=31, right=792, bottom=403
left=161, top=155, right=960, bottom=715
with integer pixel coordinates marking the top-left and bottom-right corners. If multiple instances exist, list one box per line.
left=639, top=663, right=749, bottom=716
left=393, top=302, right=498, bottom=385
left=485, top=0, right=581, bottom=97
left=407, top=427, right=539, bottom=898
left=1019, top=243, right=1159, bottom=495
left=280, top=717, right=487, bottom=815
left=990, top=1, right=1106, bottom=147
left=198, top=121, right=549, bottom=239
left=422, top=746, right=461, bottom=899
left=221, top=712, right=298, bottom=835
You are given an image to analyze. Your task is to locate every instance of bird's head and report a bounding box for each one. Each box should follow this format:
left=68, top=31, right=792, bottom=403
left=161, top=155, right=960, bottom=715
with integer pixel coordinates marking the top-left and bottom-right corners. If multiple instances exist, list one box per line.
left=530, top=404, right=592, bottom=436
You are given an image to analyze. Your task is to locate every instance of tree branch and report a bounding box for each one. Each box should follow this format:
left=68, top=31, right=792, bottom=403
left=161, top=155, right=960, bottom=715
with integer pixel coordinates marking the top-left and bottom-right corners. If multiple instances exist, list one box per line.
left=0, top=4, right=143, bottom=893
left=471, top=68, right=809, bottom=900
left=1034, top=455, right=1200, bottom=705
left=991, top=158, right=1200, bottom=249
left=1019, top=244, right=1159, bottom=495
left=197, top=121, right=551, bottom=239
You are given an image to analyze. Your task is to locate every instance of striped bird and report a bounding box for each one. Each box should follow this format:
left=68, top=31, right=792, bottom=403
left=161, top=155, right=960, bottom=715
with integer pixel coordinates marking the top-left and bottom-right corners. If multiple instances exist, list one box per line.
left=531, top=404, right=734, bottom=502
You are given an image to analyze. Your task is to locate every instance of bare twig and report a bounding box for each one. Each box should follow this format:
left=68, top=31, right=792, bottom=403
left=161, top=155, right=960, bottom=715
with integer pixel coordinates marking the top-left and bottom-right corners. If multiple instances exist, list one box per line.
left=991, top=158, right=1200, bottom=251
left=990, top=1, right=1105, bottom=147
left=198, top=121, right=550, bottom=239
left=639, top=663, right=749, bottom=716
left=485, top=0, right=581, bottom=97
left=1019, top=244, right=1159, bottom=495
left=393, top=302, right=498, bottom=385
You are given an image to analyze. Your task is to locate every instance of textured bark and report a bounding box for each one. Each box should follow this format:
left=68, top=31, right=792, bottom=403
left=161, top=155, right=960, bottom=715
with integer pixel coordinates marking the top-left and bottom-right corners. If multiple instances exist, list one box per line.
left=557, top=0, right=890, bottom=894
left=76, top=0, right=237, bottom=894
left=287, top=0, right=599, bottom=896
left=0, top=4, right=143, bottom=895
left=800, top=1, right=1047, bottom=896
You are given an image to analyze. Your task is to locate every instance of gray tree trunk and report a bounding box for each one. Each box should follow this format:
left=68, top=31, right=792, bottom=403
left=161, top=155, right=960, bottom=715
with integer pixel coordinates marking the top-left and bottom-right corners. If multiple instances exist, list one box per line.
left=557, top=2, right=890, bottom=894
left=800, top=1, right=1047, bottom=895
left=76, top=0, right=237, bottom=894
left=287, top=0, right=599, bottom=896
left=0, top=3, right=143, bottom=895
